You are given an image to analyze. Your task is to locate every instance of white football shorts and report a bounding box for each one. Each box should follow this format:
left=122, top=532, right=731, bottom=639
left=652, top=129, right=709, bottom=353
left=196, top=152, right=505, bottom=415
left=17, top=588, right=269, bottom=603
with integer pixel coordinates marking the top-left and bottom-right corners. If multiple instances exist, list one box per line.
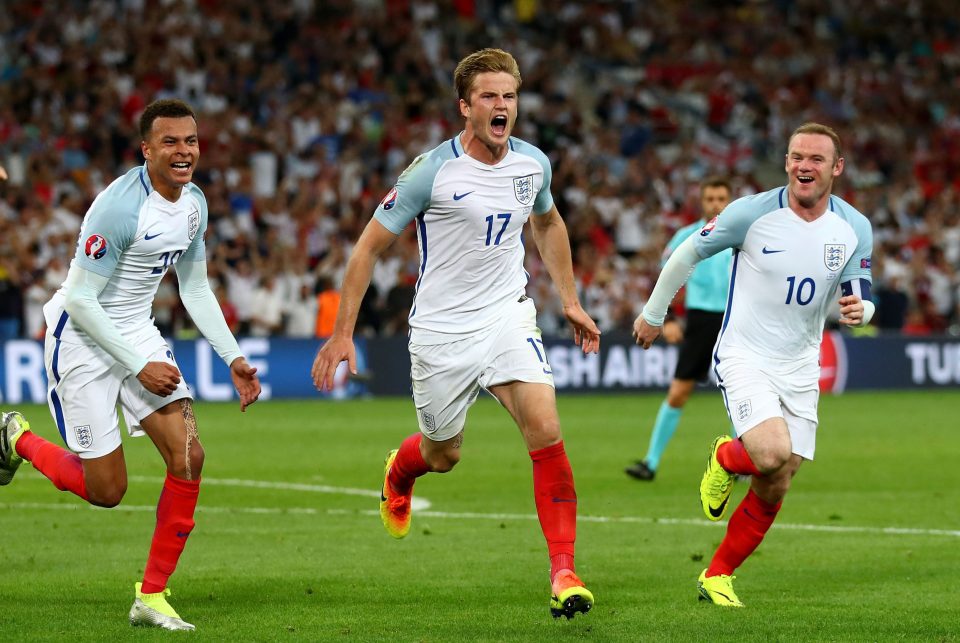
left=44, top=334, right=192, bottom=459
left=714, top=356, right=820, bottom=460
left=408, top=297, right=553, bottom=442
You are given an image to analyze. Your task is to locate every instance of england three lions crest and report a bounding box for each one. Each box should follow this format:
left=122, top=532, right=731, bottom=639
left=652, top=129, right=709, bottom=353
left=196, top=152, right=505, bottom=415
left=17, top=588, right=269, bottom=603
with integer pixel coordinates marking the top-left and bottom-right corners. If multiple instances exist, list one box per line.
left=513, top=175, right=534, bottom=205
left=188, top=209, right=200, bottom=241
left=824, top=244, right=845, bottom=271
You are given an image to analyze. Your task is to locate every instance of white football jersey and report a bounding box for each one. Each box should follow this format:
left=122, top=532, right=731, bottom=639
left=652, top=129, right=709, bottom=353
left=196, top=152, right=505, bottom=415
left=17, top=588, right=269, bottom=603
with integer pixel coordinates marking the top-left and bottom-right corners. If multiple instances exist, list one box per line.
left=694, top=187, right=873, bottom=365
left=374, top=135, right=553, bottom=345
left=44, top=164, right=208, bottom=346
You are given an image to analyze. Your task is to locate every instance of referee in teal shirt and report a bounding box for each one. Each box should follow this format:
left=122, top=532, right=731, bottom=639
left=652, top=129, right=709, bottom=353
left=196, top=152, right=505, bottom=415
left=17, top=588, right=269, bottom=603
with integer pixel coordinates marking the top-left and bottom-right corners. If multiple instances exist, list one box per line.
left=626, top=177, right=733, bottom=481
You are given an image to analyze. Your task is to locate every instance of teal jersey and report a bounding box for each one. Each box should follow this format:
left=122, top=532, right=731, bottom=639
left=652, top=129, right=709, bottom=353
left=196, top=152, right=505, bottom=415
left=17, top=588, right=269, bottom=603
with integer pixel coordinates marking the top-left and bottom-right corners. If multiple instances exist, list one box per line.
left=665, top=220, right=731, bottom=314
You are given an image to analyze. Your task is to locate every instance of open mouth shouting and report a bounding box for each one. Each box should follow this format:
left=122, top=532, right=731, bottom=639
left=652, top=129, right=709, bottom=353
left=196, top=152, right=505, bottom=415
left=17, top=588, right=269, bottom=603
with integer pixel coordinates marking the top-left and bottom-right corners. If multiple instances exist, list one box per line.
left=491, top=114, right=509, bottom=138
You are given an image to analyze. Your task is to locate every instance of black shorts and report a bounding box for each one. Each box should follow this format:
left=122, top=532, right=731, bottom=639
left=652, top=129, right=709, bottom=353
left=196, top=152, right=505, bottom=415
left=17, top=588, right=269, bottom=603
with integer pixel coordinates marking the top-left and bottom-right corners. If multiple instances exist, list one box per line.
left=674, top=309, right=725, bottom=382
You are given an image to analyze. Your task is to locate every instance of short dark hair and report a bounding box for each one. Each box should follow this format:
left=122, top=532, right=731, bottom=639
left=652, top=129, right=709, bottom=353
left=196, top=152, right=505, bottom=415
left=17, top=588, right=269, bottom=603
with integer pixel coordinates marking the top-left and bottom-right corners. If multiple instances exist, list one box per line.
left=700, top=175, right=732, bottom=197
left=139, top=99, right=196, bottom=139
left=788, top=122, right=842, bottom=164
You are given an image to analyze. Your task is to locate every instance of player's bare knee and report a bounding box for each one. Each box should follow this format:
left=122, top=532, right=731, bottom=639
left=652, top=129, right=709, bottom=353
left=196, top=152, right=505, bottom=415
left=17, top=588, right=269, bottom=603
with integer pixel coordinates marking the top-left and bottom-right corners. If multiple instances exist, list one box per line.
left=425, top=449, right=459, bottom=473
left=187, top=441, right=205, bottom=477
left=164, top=441, right=204, bottom=479
left=751, top=446, right=791, bottom=475
left=526, top=418, right=562, bottom=447
left=88, top=482, right=127, bottom=508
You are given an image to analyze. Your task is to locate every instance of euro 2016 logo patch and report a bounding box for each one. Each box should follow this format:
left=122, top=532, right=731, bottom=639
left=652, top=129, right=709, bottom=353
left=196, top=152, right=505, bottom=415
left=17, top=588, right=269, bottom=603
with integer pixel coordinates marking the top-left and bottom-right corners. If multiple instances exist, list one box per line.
left=188, top=209, right=200, bottom=241
left=84, top=234, right=108, bottom=260
left=74, top=424, right=93, bottom=449
left=735, top=399, right=752, bottom=422
left=824, top=244, right=845, bottom=271
left=380, top=187, right=398, bottom=211
left=513, top=175, right=533, bottom=205
left=700, top=216, right=718, bottom=237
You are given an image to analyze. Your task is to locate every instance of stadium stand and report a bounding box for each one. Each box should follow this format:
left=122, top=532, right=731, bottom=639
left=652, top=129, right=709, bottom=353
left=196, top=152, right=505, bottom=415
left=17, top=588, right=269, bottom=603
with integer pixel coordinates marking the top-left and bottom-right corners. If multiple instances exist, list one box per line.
left=1, top=0, right=958, bottom=340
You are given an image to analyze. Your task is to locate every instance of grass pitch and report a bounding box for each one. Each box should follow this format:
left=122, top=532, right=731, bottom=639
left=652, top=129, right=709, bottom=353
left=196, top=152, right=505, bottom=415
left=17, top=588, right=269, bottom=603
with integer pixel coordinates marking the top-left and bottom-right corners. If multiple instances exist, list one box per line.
left=0, top=390, right=957, bottom=641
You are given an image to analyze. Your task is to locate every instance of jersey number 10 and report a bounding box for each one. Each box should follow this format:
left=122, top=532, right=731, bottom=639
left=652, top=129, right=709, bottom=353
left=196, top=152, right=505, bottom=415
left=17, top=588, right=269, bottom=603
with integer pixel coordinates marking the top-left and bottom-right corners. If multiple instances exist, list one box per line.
left=784, top=275, right=816, bottom=305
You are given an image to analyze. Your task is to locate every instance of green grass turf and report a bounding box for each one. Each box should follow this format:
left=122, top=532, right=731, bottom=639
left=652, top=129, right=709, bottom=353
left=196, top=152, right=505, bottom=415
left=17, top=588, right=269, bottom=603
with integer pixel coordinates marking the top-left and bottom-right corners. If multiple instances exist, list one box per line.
left=0, top=390, right=957, bottom=641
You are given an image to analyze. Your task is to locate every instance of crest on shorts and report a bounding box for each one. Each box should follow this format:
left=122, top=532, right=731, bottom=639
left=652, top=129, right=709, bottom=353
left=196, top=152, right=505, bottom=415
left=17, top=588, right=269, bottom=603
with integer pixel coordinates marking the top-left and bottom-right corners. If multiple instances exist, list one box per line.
left=188, top=209, right=200, bottom=241
left=824, top=244, right=845, bottom=271
left=735, top=399, right=752, bottom=422
left=74, top=425, right=93, bottom=449
left=420, top=410, right=437, bottom=434
left=513, top=175, right=534, bottom=205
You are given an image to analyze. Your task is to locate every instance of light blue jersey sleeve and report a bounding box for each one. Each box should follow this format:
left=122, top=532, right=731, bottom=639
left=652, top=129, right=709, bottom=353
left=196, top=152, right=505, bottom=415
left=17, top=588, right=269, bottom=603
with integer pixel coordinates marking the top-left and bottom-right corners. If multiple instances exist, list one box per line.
left=668, top=221, right=731, bottom=313
left=181, top=183, right=209, bottom=262
left=374, top=147, right=449, bottom=234
left=74, top=170, right=143, bottom=277
left=693, top=189, right=781, bottom=259
left=509, top=138, right=554, bottom=215
left=663, top=222, right=700, bottom=263
left=831, top=195, right=873, bottom=283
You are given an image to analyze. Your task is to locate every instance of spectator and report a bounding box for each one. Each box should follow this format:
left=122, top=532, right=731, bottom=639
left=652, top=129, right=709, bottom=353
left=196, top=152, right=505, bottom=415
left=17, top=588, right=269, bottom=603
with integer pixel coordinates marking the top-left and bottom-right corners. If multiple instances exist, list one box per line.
left=1, top=2, right=960, bottom=338
left=314, top=275, right=340, bottom=339
left=249, top=273, right=285, bottom=337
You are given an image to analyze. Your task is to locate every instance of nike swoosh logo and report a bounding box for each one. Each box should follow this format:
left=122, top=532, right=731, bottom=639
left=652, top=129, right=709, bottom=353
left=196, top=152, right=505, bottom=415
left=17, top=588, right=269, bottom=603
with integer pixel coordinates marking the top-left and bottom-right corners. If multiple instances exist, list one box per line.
left=144, top=232, right=162, bottom=240
left=453, top=191, right=474, bottom=201
left=551, top=497, right=577, bottom=503
left=762, top=247, right=785, bottom=254
left=708, top=498, right=729, bottom=518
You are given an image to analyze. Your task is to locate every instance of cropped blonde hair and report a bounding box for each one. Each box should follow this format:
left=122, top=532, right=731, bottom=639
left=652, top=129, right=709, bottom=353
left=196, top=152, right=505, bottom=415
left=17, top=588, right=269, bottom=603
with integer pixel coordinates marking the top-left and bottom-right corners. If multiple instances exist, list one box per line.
left=453, top=48, right=522, bottom=102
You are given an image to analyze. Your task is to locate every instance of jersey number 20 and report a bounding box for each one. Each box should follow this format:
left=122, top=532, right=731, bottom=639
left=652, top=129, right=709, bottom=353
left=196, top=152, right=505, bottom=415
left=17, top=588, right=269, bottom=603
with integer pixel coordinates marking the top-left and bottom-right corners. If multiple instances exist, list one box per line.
left=152, top=250, right=184, bottom=275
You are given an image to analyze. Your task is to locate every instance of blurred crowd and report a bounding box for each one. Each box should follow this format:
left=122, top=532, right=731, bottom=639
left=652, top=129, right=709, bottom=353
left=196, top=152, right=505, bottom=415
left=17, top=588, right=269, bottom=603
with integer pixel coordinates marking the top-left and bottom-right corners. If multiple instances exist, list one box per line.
left=2, top=0, right=959, bottom=343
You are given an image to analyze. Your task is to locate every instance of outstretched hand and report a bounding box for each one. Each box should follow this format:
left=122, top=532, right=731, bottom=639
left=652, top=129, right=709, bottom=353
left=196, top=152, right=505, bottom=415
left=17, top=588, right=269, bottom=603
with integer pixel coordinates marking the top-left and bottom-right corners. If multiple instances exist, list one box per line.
left=230, top=357, right=261, bottom=411
left=563, top=303, right=601, bottom=354
left=312, top=335, right=356, bottom=391
left=632, top=314, right=662, bottom=349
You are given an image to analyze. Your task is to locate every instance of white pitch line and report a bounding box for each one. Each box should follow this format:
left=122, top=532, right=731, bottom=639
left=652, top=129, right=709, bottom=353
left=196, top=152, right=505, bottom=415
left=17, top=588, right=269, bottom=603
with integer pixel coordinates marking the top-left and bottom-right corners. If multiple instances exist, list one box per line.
left=126, top=475, right=433, bottom=511
left=0, top=501, right=320, bottom=515
left=328, top=509, right=960, bottom=539
left=2, top=501, right=956, bottom=539
left=7, top=473, right=958, bottom=538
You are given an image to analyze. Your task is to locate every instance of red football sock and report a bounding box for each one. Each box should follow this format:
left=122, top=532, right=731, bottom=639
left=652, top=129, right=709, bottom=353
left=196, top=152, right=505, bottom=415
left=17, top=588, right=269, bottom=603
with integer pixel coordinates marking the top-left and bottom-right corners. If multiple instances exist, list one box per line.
left=141, top=473, right=201, bottom=594
left=530, top=441, right=577, bottom=581
left=16, top=431, right=89, bottom=500
left=388, top=433, right=429, bottom=495
left=706, top=489, right=781, bottom=577
left=717, top=438, right=761, bottom=476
